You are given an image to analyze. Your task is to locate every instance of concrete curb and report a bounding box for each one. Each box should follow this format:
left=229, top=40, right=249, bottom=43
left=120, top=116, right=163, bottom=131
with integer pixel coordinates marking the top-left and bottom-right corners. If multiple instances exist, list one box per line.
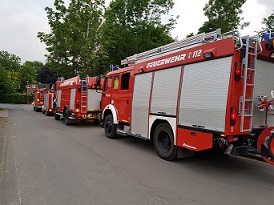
left=0, top=114, right=8, bottom=166
left=0, top=112, right=8, bottom=203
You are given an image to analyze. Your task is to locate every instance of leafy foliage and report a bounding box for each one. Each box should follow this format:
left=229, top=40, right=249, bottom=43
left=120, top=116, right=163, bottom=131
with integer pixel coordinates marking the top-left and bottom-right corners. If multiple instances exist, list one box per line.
left=258, top=11, right=274, bottom=34
left=186, top=32, right=195, bottom=38
left=0, top=69, right=20, bottom=95
left=37, top=66, right=58, bottom=84
left=0, top=51, right=45, bottom=94
left=0, top=68, right=12, bottom=95
left=101, top=0, right=177, bottom=66
left=18, top=61, right=44, bottom=92
left=0, top=50, right=21, bottom=72
left=0, top=93, right=32, bottom=104
left=0, top=51, right=21, bottom=94
left=37, top=0, right=105, bottom=78
left=198, top=0, right=249, bottom=33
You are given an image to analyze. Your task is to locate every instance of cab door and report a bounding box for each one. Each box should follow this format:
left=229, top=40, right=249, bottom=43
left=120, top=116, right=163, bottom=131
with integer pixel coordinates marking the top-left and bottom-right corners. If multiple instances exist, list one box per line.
left=101, top=76, right=113, bottom=110
left=102, top=72, right=132, bottom=124
left=116, top=72, right=132, bottom=124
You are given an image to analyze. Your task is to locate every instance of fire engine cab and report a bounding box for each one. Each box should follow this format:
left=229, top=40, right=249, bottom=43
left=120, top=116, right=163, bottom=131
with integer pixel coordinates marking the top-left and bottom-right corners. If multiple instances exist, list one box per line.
left=53, top=76, right=102, bottom=125
left=101, top=29, right=274, bottom=166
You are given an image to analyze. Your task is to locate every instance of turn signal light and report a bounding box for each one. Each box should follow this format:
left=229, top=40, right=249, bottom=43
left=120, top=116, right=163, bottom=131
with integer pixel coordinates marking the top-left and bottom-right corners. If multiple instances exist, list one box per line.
left=230, top=107, right=237, bottom=126
left=234, top=63, right=241, bottom=81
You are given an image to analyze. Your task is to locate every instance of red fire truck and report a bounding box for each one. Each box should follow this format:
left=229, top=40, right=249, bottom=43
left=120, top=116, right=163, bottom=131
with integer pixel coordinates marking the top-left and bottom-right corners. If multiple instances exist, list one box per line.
left=33, top=88, right=47, bottom=111
left=53, top=76, right=102, bottom=125
left=100, top=29, right=274, bottom=166
left=42, top=89, right=55, bottom=116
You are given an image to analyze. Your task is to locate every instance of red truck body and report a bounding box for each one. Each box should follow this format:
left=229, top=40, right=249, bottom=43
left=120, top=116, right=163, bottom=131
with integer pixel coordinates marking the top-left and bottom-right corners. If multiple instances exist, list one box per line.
left=54, top=76, right=103, bottom=125
left=100, top=29, right=274, bottom=165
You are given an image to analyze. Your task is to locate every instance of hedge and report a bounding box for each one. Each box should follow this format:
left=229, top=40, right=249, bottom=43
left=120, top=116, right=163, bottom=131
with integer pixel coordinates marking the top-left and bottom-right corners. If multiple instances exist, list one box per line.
left=0, top=93, right=33, bottom=104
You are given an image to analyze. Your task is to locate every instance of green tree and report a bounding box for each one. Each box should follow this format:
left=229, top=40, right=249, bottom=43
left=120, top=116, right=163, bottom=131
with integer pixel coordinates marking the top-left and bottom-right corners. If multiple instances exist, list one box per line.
left=37, top=66, right=58, bottom=84
left=101, top=0, right=177, bottom=66
left=18, top=61, right=43, bottom=92
left=0, top=68, right=11, bottom=95
left=0, top=68, right=20, bottom=95
left=259, top=11, right=274, bottom=34
left=25, top=61, right=44, bottom=72
left=0, top=51, right=21, bottom=95
left=198, top=0, right=249, bottom=34
left=0, top=50, right=21, bottom=71
left=186, top=32, right=194, bottom=38
left=38, top=0, right=105, bottom=78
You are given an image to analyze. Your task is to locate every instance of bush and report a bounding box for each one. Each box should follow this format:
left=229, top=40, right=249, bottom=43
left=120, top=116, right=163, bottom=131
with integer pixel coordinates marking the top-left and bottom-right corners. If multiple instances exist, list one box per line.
left=0, top=93, right=33, bottom=104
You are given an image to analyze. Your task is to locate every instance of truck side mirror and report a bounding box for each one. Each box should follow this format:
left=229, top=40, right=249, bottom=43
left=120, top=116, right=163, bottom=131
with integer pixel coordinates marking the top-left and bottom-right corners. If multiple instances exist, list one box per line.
left=95, top=76, right=103, bottom=94
left=96, top=76, right=101, bottom=87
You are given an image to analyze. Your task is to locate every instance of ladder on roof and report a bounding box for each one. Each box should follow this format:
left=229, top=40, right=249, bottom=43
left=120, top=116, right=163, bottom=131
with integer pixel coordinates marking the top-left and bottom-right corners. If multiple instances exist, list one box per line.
left=238, top=35, right=261, bottom=132
left=81, top=79, right=87, bottom=113
left=121, top=29, right=222, bottom=65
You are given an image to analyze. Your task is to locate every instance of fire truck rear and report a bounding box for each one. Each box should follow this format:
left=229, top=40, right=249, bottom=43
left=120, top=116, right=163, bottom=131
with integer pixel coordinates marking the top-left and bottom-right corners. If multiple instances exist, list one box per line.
left=33, top=88, right=47, bottom=111
left=53, top=76, right=102, bottom=125
left=42, top=89, right=55, bottom=116
left=100, top=29, right=274, bottom=166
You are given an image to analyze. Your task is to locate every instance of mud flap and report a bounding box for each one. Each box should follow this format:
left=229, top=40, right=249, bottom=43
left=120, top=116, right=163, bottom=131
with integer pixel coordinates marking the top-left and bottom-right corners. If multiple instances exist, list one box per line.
left=257, top=126, right=274, bottom=166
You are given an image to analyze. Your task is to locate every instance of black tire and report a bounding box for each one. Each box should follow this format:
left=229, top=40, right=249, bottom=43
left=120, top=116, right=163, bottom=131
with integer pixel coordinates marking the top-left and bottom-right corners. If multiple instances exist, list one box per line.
left=54, top=109, right=60, bottom=120
left=268, top=135, right=274, bottom=158
left=153, top=123, right=177, bottom=161
left=64, top=109, right=71, bottom=126
left=104, top=114, right=117, bottom=139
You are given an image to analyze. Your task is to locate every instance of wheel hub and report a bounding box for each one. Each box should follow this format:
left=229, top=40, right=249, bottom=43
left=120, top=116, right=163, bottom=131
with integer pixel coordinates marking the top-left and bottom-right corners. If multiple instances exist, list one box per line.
left=158, top=131, right=171, bottom=153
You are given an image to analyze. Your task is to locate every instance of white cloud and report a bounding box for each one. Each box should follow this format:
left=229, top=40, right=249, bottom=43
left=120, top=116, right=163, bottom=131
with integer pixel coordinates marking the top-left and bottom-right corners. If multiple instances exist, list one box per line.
left=241, top=0, right=269, bottom=35
left=171, top=0, right=274, bottom=39
left=169, top=0, right=208, bottom=39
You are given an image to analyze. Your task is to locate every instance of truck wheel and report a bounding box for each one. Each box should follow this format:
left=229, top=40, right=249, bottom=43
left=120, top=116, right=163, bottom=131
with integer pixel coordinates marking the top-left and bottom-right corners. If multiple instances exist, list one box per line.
left=64, top=109, right=71, bottom=126
left=268, top=135, right=274, bottom=158
left=153, top=123, right=177, bottom=161
left=54, top=109, right=60, bottom=120
left=104, top=114, right=117, bottom=139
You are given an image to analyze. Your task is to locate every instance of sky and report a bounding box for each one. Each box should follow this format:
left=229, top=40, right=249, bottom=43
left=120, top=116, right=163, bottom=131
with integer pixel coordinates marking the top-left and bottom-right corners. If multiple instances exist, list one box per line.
left=0, top=0, right=273, bottom=64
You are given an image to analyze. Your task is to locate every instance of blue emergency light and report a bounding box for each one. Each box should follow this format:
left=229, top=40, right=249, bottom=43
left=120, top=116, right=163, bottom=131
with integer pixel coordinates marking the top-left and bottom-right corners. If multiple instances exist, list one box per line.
left=262, top=33, right=274, bottom=51
left=262, top=33, right=274, bottom=41
left=110, top=65, right=119, bottom=71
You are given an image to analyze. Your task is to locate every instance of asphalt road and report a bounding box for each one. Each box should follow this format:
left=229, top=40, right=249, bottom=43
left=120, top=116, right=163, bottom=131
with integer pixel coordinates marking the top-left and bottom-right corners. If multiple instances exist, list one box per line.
left=0, top=104, right=273, bottom=205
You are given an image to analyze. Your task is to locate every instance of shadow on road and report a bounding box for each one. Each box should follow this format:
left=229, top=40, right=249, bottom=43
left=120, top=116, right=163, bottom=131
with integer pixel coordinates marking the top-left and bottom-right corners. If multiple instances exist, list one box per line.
left=105, top=134, right=273, bottom=181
